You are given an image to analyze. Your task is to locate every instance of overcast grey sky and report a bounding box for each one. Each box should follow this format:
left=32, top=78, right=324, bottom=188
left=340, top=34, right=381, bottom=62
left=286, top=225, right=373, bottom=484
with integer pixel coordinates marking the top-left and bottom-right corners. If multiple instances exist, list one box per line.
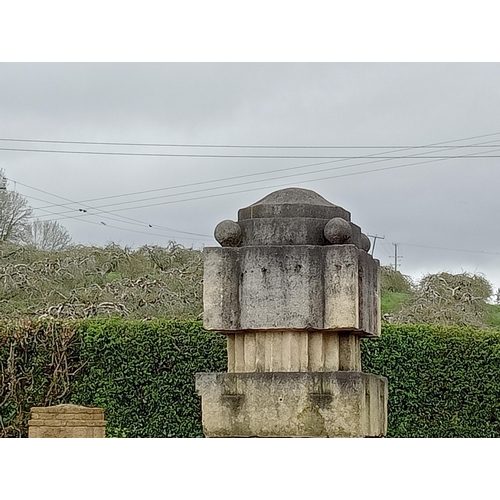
left=2, top=63, right=500, bottom=288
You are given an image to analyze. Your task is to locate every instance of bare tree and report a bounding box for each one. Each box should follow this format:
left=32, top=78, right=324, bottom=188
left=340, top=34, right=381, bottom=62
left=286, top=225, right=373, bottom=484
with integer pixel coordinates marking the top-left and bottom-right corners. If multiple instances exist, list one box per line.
left=0, top=170, right=32, bottom=243
left=25, top=219, right=72, bottom=251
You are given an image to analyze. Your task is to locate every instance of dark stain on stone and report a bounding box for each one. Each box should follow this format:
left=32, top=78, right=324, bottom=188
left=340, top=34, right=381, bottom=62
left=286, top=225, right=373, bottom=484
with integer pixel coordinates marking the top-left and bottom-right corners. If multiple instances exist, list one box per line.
left=309, top=393, right=333, bottom=408
left=220, top=394, right=244, bottom=413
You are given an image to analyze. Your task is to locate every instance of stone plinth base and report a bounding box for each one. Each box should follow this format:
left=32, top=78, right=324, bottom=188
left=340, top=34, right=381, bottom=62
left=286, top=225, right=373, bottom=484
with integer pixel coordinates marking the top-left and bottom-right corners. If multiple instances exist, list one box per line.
left=195, top=371, right=387, bottom=438
left=28, top=404, right=106, bottom=438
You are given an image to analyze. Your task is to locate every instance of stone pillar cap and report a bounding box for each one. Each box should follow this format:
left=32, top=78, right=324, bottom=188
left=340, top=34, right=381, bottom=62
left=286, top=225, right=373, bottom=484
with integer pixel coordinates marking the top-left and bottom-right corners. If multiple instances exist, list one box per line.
left=238, top=187, right=351, bottom=221
left=214, top=188, right=371, bottom=249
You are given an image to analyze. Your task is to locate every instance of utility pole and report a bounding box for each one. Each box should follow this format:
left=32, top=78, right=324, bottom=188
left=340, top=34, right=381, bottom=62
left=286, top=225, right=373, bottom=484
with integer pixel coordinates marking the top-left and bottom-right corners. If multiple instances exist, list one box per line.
left=367, top=234, right=385, bottom=257
left=392, top=243, right=402, bottom=272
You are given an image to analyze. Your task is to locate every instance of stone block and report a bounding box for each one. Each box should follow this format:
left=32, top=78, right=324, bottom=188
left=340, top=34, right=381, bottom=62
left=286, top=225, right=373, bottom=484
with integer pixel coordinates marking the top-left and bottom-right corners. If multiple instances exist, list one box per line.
left=239, top=245, right=325, bottom=330
left=239, top=217, right=332, bottom=246
left=203, top=245, right=380, bottom=336
left=196, top=371, right=388, bottom=438
left=28, top=404, right=106, bottom=438
left=203, top=247, right=240, bottom=330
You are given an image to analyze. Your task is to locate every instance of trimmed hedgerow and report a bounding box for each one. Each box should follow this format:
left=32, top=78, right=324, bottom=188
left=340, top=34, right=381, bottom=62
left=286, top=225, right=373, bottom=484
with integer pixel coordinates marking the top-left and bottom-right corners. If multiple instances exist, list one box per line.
left=0, top=319, right=226, bottom=438
left=70, top=319, right=226, bottom=438
left=361, top=324, right=500, bottom=438
left=2, top=320, right=500, bottom=437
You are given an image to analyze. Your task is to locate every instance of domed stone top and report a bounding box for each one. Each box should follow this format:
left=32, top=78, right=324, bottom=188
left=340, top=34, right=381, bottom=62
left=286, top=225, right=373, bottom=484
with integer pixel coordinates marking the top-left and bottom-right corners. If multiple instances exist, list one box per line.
left=248, top=187, right=336, bottom=206
left=238, top=187, right=351, bottom=221
left=214, top=187, right=370, bottom=249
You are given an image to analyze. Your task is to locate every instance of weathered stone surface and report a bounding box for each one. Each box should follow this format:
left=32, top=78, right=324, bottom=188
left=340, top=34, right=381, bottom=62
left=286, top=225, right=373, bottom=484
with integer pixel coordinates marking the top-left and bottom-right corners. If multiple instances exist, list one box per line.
left=324, top=217, right=352, bottom=244
left=203, top=247, right=240, bottom=330
left=28, top=404, right=106, bottom=438
left=338, top=333, right=361, bottom=371
left=360, top=233, right=371, bottom=253
left=239, top=245, right=324, bottom=330
left=238, top=187, right=351, bottom=222
left=324, top=245, right=359, bottom=330
left=196, top=371, right=388, bottom=438
left=225, top=330, right=368, bottom=373
left=358, top=249, right=381, bottom=334
left=236, top=188, right=356, bottom=247
left=239, top=217, right=331, bottom=246
left=347, top=221, right=362, bottom=248
left=203, top=245, right=380, bottom=336
left=214, top=220, right=242, bottom=247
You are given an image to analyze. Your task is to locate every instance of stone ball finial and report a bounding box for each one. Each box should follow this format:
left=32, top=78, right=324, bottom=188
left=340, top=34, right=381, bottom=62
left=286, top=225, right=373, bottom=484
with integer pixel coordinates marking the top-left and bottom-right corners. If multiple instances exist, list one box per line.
left=214, top=220, right=242, bottom=247
left=324, top=217, right=352, bottom=244
left=360, top=233, right=371, bottom=253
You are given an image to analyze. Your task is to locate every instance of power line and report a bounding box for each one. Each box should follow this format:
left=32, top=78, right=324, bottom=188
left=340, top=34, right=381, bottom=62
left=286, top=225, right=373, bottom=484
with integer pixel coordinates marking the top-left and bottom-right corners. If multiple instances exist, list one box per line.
left=22, top=136, right=500, bottom=219
left=2, top=130, right=500, bottom=148
left=400, top=242, right=500, bottom=256
left=14, top=189, right=211, bottom=242
left=375, top=241, right=500, bottom=260
left=3, top=145, right=500, bottom=159
left=31, top=154, right=490, bottom=224
left=8, top=131, right=500, bottom=238
left=21, top=134, right=500, bottom=214
left=31, top=144, right=500, bottom=223
left=21, top=135, right=500, bottom=217
left=29, top=197, right=209, bottom=241
left=20, top=156, right=428, bottom=212
left=14, top=180, right=212, bottom=238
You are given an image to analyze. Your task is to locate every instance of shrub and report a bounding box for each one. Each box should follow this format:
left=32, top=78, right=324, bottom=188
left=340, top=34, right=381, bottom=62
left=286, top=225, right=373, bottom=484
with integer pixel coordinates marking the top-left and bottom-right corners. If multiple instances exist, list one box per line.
left=0, top=319, right=83, bottom=437
left=0, top=242, right=204, bottom=320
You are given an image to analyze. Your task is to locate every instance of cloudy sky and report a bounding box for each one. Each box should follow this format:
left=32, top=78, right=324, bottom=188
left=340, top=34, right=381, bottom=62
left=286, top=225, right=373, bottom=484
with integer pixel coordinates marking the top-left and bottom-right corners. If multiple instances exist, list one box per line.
left=2, top=62, right=500, bottom=288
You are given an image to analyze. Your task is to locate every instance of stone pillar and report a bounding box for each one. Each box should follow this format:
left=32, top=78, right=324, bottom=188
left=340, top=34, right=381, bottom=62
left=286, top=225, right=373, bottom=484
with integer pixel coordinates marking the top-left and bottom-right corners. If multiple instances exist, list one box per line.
left=196, top=188, right=388, bottom=437
left=28, top=404, right=106, bottom=438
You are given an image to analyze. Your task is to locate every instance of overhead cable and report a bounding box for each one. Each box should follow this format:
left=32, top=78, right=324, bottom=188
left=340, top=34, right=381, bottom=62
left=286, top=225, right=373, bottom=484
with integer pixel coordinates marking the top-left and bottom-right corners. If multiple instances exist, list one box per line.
left=36, top=145, right=500, bottom=224
left=3, top=145, right=500, bottom=159
left=2, top=130, right=500, bottom=148
left=30, top=142, right=500, bottom=222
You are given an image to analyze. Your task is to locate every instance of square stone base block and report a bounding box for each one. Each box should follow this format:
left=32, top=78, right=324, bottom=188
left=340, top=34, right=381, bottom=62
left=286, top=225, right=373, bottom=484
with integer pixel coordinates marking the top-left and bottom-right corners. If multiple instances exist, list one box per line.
left=195, top=371, right=387, bottom=438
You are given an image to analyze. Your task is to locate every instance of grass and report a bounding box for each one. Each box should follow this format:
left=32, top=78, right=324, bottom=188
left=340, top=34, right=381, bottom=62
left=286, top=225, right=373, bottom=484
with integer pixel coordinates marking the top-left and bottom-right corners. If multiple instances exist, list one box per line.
left=486, top=304, right=500, bottom=328
left=381, top=292, right=410, bottom=316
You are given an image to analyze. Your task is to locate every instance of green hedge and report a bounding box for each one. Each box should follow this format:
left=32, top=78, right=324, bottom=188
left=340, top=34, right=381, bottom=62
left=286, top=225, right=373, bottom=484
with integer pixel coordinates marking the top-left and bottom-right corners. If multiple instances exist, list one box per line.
left=362, top=324, right=500, bottom=438
left=71, top=319, right=226, bottom=438
left=0, top=319, right=226, bottom=438
left=2, top=320, right=500, bottom=438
